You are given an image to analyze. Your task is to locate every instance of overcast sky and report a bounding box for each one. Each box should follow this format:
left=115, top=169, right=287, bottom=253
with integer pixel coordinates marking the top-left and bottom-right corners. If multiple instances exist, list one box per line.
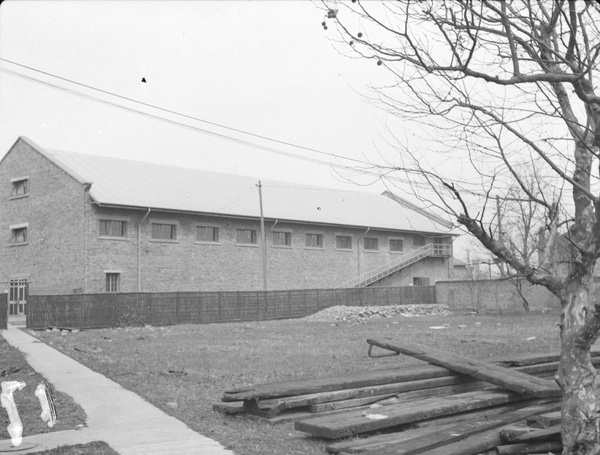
left=0, top=1, right=404, bottom=192
left=0, top=1, right=485, bottom=259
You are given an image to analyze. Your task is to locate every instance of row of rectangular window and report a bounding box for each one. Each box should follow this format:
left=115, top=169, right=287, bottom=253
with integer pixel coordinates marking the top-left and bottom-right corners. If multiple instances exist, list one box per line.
left=9, top=219, right=418, bottom=253
left=99, top=220, right=410, bottom=252
left=8, top=178, right=429, bottom=250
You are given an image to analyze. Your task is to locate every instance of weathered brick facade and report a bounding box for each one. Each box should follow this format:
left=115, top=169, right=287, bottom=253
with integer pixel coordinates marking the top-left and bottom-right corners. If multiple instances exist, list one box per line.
left=0, top=138, right=456, bottom=295
left=0, top=138, right=87, bottom=295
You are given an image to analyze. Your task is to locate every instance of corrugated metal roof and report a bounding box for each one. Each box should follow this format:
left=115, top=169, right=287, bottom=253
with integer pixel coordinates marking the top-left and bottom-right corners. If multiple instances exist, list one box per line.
left=44, top=148, right=453, bottom=234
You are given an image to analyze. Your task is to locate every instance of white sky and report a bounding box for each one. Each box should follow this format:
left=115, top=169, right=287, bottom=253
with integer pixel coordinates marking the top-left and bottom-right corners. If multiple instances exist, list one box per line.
left=0, top=0, right=402, bottom=192
left=0, top=0, right=483, bottom=259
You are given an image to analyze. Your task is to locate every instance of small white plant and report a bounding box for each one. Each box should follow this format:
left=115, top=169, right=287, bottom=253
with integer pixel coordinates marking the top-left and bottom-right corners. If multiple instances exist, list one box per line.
left=1, top=381, right=26, bottom=446
left=35, top=381, right=57, bottom=428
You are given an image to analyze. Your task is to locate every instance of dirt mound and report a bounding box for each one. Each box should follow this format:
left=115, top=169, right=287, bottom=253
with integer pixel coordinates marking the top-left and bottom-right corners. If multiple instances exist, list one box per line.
left=303, top=304, right=450, bottom=323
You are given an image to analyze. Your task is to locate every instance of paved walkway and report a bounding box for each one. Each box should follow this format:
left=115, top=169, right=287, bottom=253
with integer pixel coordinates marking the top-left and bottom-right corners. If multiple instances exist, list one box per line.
left=0, top=323, right=234, bottom=454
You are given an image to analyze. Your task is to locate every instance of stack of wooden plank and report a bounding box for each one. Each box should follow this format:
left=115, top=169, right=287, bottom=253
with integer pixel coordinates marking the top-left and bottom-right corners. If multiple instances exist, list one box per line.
left=215, top=339, right=600, bottom=454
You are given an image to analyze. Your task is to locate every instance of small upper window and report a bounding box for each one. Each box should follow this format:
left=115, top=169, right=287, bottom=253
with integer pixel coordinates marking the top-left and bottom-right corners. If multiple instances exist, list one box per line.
left=306, top=233, right=323, bottom=248
left=364, top=237, right=379, bottom=251
left=236, top=229, right=257, bottom=245
left=390, top=239, right=404, bottom=252
left=100, top=220, right=127, bottom=237
left=272, top=231, right=291, bottom=247
left=197, top=226, right=219, bottom=243
left=336, top=235, right=352, bottom=250
left=10, top=178, right=29, bottom=198
left=413, top=236, right=426, bottom=247
left=10, top=227, right=27, bottom=244
left=152, top=223, right=177, bottom=240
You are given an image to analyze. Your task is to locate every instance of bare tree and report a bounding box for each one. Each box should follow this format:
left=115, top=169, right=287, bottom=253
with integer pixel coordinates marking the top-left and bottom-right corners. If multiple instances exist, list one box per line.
left=495, top=167, right=564, bottom=311
left=321, top=2, right=600, bottom=453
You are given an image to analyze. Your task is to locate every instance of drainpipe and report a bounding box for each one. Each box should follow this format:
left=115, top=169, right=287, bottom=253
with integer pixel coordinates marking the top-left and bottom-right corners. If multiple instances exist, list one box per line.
left=358, top=227, right=370, bottom=278
left=82, top=183, right=92, bottom=293
left=257, top=181, right=267, bottom=291
left=138, top=208, right=151, bottom=292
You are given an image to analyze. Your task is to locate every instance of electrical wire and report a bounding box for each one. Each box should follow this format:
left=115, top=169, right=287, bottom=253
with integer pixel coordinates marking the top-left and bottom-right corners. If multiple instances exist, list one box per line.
left=3, top=65, right=391, bottom=180
left=0, top=58, right=371, bottom=169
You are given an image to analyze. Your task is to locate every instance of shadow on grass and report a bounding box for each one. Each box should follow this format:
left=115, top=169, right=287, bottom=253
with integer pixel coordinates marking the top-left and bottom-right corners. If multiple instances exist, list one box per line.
left=35, top=441, right=118, bottom=455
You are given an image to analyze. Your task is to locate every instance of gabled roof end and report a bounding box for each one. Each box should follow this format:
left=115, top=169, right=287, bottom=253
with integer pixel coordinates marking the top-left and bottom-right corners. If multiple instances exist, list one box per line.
left=3, top=136, right=92, bottom=187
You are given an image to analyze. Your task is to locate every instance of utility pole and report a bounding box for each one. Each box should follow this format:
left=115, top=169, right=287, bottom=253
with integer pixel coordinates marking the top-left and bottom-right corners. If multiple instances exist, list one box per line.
left=257, top=181, right=268, bottom=291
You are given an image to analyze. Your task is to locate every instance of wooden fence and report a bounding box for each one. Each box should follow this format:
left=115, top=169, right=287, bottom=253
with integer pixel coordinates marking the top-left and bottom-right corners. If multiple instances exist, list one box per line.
left=25, top=286, right=435, bottom=329
left=0, top=294, right=6, bottom=329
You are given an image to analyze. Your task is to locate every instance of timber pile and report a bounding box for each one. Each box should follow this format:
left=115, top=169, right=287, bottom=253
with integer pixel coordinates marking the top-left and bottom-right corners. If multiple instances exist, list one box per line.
left=215, top=340, right=600, bottom=454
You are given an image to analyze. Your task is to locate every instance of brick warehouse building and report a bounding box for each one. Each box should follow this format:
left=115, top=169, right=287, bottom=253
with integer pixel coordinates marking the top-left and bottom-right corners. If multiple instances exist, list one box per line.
left=0, top=137, right=457, bottom=315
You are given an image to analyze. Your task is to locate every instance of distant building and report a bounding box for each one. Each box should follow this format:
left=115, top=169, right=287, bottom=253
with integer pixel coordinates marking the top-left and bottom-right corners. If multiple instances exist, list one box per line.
left=0, top=137, right=458, bottom=315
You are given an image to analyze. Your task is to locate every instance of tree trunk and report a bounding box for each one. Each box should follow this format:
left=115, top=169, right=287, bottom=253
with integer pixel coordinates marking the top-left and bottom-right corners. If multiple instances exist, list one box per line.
left=557, top=280, right=600, bottom=455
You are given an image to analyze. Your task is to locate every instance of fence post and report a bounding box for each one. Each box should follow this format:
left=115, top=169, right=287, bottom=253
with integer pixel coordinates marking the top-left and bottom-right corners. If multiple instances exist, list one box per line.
left=0, top=293, right=8, bottom=330
left=256, top=291, right=260, bottom=322
left=198, top=293, right=202, bottom=324
left=304, top=290, right=308, bottom=316
left=147, top=293, right=152, bottom=325
left=218, top=292, right=222, bottom=323
left=264, top=291, right=269, bottom=320
left=237, top=292, right=241, bottom=321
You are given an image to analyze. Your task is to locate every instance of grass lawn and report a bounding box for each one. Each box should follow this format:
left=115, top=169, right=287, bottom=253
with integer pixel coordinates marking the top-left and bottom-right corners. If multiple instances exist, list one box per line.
left=30, top=310, right=564, bottom=455
left=35, top=441, right=118, bottom=455
left=0, top=337, right=87, bottom=442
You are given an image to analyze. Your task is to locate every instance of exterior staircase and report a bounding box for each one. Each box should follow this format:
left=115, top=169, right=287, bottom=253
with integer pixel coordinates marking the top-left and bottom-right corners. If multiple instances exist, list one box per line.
left=337, top=243, right=452, bottom=288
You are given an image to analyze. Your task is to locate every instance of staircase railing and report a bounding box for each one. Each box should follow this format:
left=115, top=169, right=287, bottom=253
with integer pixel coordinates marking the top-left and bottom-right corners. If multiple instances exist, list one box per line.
left=337, top=243, right=452, bottom=288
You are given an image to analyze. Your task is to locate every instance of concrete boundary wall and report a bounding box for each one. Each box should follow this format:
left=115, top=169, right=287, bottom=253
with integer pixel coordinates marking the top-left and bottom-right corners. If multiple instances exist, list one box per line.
left=436, top=279, right=561, bottom=313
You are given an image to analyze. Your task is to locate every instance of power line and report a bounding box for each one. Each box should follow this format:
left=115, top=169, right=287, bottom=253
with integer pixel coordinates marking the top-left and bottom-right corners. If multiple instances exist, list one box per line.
left=0, top=57, right=370, bottom=169
left=2, top=64, right=375, bottom=174
left=0, top=58, right=536, bottom=202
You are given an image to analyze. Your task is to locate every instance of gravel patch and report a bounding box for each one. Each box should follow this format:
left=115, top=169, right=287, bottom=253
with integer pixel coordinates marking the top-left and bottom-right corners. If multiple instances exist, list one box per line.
left=303, top=304, right=451, bottom=323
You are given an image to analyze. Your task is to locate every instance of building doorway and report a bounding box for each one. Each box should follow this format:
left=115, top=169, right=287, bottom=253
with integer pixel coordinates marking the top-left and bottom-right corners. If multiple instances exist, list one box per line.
left=9, top=278, right=27, bottom=316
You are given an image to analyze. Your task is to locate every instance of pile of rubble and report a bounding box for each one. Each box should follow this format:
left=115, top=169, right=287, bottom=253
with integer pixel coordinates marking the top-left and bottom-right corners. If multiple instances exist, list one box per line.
left=303, top=304, right=451, bottom=323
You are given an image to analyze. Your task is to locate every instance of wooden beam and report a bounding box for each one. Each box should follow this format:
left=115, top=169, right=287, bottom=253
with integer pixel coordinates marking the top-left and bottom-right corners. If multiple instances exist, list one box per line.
left=249, top=375, right=479, bottom=417
left=326, top=401, right=558, bottom=453
left=223, top=350, right=578, bottom=403
left=367, top=339, right=561, bottom=397
left=525, top=411, right=561, bottom=429
left=507, top=425, right=561, bottom=443
left=295, top=389, right=538, bottom=439
left=222, top=364, right=454, bottom=402
left=495, top=441, right=562, bottom=454
left=357, top=401, right=559, bottom=455
left=493, top=347, right=600, bottom=367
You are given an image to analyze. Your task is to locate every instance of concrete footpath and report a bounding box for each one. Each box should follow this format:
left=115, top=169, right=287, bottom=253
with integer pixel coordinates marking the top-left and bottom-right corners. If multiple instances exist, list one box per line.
left=0, top=323, right=235, bottom=454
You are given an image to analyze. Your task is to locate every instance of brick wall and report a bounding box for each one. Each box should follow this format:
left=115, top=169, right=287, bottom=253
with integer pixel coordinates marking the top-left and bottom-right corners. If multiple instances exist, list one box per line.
left=85, top=209, right=454, bottom=292
left=0, top=139, right=455, bottom=294
left=370, top=256, right=454, bottom=287
left=0, top=139, right=86, bottom=295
